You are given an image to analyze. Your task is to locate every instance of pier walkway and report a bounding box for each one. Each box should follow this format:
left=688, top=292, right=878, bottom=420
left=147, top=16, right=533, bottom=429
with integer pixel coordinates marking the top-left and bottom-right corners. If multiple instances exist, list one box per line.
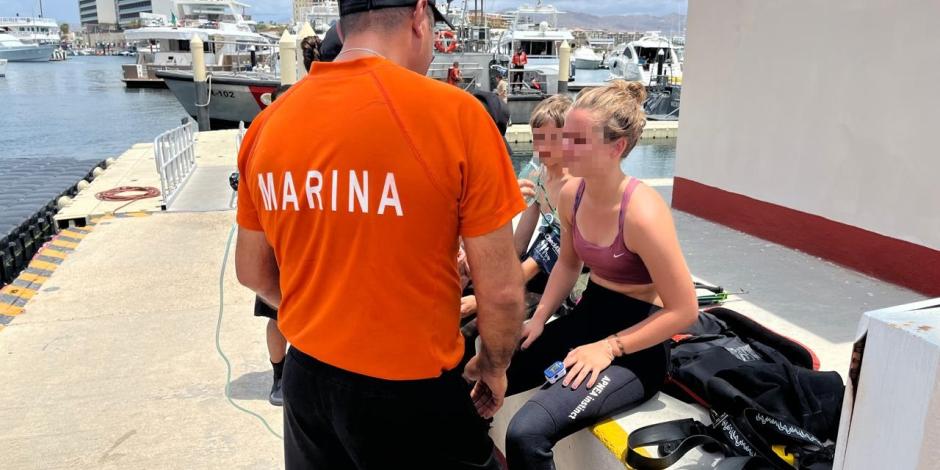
left=0, top=130, right=921, bottom=469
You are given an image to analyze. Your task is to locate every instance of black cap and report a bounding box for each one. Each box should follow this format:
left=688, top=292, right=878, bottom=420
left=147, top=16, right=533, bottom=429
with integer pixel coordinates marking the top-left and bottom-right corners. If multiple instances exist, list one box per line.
left=339, top=0, right=455, bottom=30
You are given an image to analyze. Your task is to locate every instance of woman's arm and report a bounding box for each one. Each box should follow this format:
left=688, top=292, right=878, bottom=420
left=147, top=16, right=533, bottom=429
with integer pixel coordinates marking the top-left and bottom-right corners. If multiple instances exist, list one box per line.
left=514, top=203, right=541, bottom=257
left=612, top=186, right=698, bottom=354
left=521, top=179, right=584, bottom=349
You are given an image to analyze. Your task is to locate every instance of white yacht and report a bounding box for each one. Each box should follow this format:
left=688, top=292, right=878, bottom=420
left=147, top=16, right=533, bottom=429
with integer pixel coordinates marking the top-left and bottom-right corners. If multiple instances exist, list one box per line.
left=0, top=32, right=55, bottom=62
left=122, top=0, right=272, bottom=88
left=606, top=32, right=683, bottom=85
left=496, top=2, right=574, bottom=95
left=572, top=46, right=601, bottom=69
left=0, top=16, right=60, bottom=45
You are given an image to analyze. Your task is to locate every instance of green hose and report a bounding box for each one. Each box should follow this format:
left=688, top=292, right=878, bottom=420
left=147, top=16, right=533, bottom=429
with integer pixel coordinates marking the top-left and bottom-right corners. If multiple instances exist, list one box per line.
left=216, top=222, right=283, bottom=440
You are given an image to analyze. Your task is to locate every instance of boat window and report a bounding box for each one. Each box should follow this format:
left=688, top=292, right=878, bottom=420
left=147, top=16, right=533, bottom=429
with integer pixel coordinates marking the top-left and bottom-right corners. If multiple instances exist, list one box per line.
left=176, top=39, right=211, bottom=53
left=523, top=41, right=554, bottom=56
left=636, top=47, right=671, bottom=66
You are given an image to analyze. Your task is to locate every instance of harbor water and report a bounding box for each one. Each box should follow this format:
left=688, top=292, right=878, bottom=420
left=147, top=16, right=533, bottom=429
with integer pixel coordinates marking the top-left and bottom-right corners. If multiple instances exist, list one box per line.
left=510, top=140, right=676, bottom=180
left=0, top=56, right=187, bottom=161
left=0, top=56, right=674, bottom=168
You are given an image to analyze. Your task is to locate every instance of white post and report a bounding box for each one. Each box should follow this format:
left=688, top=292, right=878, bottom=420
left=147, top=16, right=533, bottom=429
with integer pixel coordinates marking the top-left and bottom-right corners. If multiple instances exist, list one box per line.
left=297, top=22, right=316, bottom=75
left=558, top=40, right=571, bottom=93
left=279, top=30, right=297, bottom=85
left=190, top=34, right=210, bottom=131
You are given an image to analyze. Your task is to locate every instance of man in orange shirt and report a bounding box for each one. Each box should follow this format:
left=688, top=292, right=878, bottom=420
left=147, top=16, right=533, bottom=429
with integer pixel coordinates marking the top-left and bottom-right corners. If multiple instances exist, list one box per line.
left=234, top=1, right=526, bottom=469
left=447, top=60, right=462, bottom=86
left=511, top=47, right=527, bottom=92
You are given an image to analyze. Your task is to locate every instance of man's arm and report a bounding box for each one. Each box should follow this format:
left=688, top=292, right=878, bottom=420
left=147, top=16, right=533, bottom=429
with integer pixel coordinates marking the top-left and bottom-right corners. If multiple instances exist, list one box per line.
left=462, top=222, right=525, bottom=418
left=464, top=222, right=525, bottom=368
left=235, top=227, right=281, bottom=308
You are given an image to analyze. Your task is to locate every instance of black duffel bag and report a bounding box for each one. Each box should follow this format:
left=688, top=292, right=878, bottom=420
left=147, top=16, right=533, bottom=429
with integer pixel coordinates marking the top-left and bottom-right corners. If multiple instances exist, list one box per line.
left=626, top=307, right=844, bottom=469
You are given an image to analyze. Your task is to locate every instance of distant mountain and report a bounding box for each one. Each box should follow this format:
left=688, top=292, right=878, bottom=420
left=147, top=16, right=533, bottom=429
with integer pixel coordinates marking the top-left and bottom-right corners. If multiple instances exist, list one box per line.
left=557, top=12, right=687, bottom=34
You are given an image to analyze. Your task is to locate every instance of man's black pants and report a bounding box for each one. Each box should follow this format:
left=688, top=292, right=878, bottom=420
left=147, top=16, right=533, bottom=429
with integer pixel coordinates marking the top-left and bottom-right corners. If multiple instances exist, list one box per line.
left=283, top=347, right=502, bottom=470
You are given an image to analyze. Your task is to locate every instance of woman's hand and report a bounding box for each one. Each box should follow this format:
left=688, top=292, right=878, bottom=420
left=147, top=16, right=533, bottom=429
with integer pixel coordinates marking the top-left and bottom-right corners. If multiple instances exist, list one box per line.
left=518, top=179, right=536, bottom=202
left=519, top=319, right=545, bottom=350
left=562, top=340, right=614, bottom=389
left=457, top=247, right=471, bottom=289
left=460, top=295, right=478, bottom=318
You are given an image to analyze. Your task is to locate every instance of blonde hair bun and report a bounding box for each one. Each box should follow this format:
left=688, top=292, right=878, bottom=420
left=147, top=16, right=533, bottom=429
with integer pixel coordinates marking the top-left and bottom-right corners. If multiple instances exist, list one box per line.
left=610, top=79, right=647, bottom=103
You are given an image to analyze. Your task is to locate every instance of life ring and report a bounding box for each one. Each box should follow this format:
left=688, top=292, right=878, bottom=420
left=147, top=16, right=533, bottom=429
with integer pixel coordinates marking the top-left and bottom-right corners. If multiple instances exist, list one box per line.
left=434, top=31, right=458, bottom=54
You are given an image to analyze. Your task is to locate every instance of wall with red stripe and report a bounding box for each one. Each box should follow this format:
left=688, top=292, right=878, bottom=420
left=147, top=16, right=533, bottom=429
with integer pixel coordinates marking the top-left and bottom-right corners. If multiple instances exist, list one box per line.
left=674, top=0, right=940, bottom=296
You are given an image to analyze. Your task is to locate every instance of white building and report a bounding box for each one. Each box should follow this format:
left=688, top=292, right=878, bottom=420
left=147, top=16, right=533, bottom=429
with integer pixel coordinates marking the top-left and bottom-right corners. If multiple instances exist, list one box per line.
left=78, top=0, right=176, bottom=27
left=79, top=0, right=117, bottom=25
left=292, top=0, right=316, bottom=24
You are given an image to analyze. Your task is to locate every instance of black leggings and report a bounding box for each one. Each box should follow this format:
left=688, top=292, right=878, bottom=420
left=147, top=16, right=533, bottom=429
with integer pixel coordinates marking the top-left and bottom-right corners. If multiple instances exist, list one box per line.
left=504, top=281, right=669, bottom=470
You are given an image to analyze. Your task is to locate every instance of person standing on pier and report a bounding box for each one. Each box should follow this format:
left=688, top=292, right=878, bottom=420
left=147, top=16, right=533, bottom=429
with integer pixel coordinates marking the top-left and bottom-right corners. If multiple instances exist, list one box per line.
left=234, top=1, right=526, bottom=469
left=511, top=47, right=528, bottom=92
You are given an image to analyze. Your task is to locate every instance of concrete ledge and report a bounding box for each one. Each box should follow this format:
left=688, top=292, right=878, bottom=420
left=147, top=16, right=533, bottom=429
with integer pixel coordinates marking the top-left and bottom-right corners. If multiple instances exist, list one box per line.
left=490, top=390, right=720, bottom=469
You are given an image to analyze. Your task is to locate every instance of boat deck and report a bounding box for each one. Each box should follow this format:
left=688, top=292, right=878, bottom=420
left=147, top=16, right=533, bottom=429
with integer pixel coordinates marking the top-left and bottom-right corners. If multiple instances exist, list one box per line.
left=0, top=130, right=922, bottom=468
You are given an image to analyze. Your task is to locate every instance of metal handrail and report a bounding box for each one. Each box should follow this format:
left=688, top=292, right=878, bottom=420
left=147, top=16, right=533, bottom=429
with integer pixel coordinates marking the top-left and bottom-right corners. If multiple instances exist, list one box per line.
left=0, top=16, right=58, bottom=26
left=153, top=120, right=198, bottom=209
left=235, top=121, right=247, bottom=154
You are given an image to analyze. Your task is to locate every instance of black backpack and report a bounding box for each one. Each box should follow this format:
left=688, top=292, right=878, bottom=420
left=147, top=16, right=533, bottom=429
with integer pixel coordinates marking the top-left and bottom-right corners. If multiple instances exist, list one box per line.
left=626, top=307, right=844, bottom=470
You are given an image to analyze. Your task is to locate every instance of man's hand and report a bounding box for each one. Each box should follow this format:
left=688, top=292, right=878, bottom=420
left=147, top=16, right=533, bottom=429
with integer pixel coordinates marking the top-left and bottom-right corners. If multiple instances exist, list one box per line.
left=463, top=353, right=508, bottom=419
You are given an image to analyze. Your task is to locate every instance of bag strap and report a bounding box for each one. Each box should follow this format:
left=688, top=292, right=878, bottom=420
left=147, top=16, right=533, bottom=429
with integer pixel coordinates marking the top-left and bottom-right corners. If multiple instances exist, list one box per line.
left=627, top=419, right=723, bottom=469
left=626, top=419, right=776, bottom=470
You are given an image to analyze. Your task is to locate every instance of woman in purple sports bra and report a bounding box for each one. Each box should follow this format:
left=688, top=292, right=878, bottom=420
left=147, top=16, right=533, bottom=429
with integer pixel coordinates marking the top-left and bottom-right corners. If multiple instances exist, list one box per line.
left=501, top=80, right=699, bottom=470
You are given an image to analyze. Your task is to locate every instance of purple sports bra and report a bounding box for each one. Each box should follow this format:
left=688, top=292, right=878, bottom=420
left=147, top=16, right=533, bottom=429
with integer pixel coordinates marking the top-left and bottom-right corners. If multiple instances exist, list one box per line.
left=572, top=178, right=653, bottom=285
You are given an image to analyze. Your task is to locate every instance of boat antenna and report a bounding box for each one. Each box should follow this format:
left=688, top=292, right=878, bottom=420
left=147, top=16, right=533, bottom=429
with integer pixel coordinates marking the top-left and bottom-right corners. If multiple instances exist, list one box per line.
left=38, top=0, right=44, bottom=17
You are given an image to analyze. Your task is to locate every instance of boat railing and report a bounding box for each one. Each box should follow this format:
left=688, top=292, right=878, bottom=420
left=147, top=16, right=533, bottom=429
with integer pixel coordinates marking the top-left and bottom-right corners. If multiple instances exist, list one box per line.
left=123, top=62, right=231, bottom=81
left=428, top=63, right=488, bottom=91
left=0, top=17, right=58, bottom=27
left=153, top=119, right=198, bottom=209
left=127, top=37, right=279, bottom=82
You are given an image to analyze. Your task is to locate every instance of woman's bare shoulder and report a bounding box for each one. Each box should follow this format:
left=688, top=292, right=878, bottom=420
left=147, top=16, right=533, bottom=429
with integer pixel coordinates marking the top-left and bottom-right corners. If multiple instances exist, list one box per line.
left=625, top=180, right=672, bottom=230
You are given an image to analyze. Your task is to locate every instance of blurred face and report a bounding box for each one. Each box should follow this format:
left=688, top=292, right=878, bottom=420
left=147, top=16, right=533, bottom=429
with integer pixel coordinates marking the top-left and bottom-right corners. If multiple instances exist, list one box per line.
left=532, top=123, right=564, bottom=165
left=562, top=108, right=625, bottom=177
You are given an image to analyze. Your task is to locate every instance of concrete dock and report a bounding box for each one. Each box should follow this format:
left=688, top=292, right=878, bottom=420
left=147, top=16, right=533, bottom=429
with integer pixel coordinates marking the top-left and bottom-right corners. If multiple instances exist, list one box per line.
left=0, top=129, right=922, bottom=468
left=506, top=120, right=679, bottom=144
left=54, top=130, right=241, bottom=226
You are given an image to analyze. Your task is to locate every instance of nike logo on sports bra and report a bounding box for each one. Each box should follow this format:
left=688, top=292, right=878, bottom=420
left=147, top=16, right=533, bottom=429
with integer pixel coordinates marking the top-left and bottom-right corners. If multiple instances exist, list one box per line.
left=613, top=252, right=627, bottom=258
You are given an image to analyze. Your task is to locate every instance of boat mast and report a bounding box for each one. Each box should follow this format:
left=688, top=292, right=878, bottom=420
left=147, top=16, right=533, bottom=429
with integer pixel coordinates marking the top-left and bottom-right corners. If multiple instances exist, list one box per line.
left=38, top=0, right=44, bottom=17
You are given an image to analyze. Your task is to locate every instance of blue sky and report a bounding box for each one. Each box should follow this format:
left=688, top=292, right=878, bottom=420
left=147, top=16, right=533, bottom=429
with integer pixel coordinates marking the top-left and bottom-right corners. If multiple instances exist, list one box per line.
left=2, top=0, right=687, bottom=24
